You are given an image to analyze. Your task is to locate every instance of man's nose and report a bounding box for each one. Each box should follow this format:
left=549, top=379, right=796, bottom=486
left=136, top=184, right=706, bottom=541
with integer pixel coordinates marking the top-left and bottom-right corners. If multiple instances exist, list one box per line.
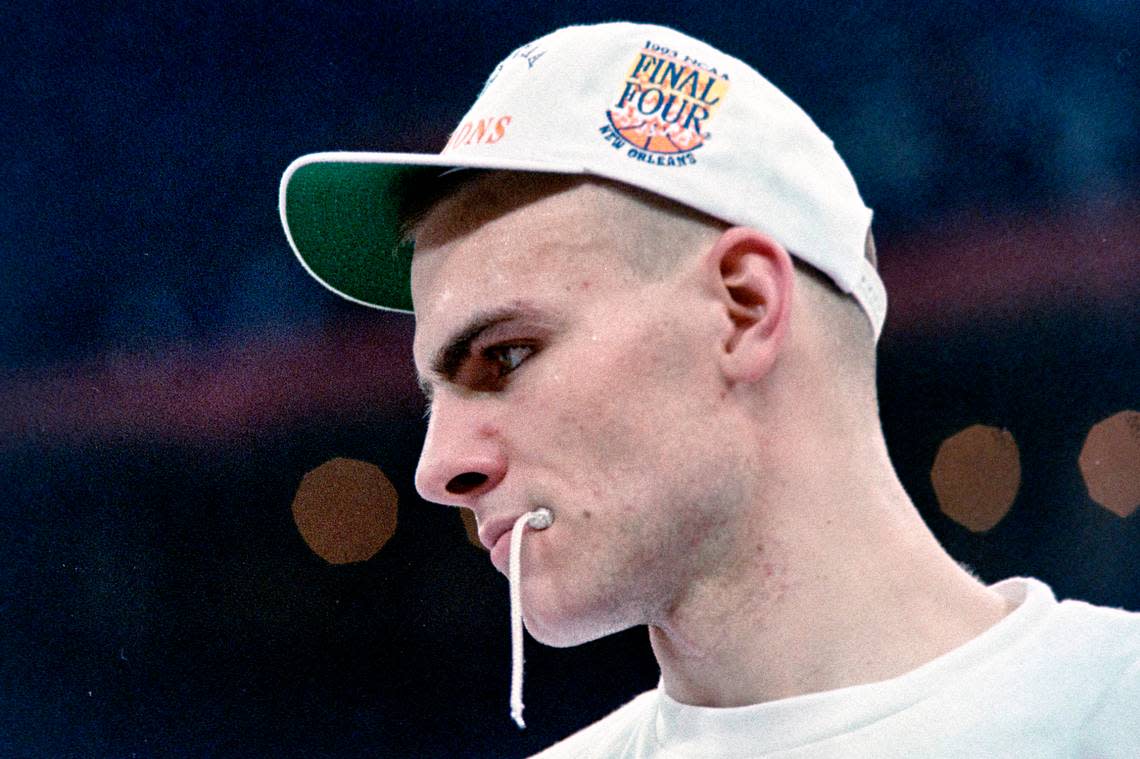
left=414, top=396, right=507, bottom=507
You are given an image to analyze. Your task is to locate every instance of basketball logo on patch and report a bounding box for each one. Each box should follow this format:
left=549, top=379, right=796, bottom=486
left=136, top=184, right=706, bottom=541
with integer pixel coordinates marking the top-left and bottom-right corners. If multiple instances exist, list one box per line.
left=598, top=42, right=730, bottom=167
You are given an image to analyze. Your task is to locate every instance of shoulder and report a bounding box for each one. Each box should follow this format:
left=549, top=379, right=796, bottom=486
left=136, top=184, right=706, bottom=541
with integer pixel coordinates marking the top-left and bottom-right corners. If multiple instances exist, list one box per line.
left=1020, top=585, right=1140, bottom=750
left=1058, top=598, right=1140, bottom=750
left=529, top=689, right=659, bottom=759
left=1050, top=594, right=1140, bottom=666
left=1075, top=648, right=1140, bottom=754
left=995, top=578, right=1140, bottom=665
left=1016, top=580, right=1140, bottom=692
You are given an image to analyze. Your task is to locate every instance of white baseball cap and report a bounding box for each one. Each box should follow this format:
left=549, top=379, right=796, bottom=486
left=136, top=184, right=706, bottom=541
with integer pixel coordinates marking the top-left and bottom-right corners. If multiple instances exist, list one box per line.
left=279, top=21, right=887, bottom=338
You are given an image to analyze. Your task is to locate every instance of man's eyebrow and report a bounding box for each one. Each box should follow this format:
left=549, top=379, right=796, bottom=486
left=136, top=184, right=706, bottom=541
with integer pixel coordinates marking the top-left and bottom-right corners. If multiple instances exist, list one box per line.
left=417, top=303, right=550, bottom=400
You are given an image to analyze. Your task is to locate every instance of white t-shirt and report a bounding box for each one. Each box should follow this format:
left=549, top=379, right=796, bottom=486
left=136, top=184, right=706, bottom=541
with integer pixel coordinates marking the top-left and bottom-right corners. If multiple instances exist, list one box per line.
left=531, top=578, right=1140, bottom=758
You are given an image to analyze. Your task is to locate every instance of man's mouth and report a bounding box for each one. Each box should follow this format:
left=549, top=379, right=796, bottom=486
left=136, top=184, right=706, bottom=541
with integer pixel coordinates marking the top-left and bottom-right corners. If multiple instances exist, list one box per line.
left=490, top=530, right=513, bottom=573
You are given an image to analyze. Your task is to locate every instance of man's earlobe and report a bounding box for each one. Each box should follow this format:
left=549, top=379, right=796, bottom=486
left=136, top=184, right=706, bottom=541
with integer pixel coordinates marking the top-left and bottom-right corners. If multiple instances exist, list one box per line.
left=708, top=227, right=794, bottom=383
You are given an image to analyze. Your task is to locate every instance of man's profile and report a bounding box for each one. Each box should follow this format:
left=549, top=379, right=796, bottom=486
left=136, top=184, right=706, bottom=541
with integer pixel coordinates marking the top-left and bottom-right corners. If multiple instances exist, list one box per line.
left=280, top=21, right=1139, bottom=757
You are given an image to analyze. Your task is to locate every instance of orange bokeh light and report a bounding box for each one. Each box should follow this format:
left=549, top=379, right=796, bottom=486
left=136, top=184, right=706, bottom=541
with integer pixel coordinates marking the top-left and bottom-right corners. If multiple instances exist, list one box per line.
left=291, top=457, right=399, bottom=564
left=931, top=425, right=1021, bottom=532
left=1079, top=410, right=1140, bottom=518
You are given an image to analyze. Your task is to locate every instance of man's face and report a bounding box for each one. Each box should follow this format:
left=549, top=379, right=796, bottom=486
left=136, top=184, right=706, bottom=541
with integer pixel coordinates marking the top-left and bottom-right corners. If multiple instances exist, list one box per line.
left=411, top=176, right=749, bottom=646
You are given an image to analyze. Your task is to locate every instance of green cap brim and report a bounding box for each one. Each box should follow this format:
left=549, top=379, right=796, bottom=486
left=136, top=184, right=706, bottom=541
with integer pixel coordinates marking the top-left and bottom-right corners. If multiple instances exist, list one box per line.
left=281, top=152, right=584, bottom=312
left=282, top=160, right=431, bottom=312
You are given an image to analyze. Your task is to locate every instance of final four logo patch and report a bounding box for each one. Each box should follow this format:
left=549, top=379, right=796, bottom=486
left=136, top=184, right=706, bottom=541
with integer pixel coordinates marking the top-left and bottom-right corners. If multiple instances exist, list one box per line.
left=599, top=41, right=730, bottom=167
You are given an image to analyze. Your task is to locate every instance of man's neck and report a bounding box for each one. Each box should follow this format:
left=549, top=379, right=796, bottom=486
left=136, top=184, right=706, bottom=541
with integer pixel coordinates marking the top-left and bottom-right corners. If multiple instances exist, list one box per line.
left=647, top=468, right=1012, bottom=708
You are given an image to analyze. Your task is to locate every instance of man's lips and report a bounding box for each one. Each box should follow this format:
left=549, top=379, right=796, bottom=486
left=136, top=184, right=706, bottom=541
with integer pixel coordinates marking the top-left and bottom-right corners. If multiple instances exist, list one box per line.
left=478, top=518, right=515, bottom=553
left=476, top=517, right=514, bottom=574
left=490, top=531, right=513, bottom=574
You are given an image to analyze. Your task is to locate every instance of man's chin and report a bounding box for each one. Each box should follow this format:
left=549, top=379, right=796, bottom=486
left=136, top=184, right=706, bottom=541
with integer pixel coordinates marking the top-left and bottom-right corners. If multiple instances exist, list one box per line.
left=523, top=611, right=631, bottom=648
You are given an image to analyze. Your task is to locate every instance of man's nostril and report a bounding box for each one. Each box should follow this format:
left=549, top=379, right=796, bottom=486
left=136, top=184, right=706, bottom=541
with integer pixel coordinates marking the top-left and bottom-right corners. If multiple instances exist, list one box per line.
left=447, top=472, right=489, bottom=495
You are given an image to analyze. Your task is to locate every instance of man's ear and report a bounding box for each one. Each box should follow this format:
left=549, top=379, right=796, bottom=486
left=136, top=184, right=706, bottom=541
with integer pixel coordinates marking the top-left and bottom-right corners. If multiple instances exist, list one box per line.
left=702, top=227, right=794, bottom=383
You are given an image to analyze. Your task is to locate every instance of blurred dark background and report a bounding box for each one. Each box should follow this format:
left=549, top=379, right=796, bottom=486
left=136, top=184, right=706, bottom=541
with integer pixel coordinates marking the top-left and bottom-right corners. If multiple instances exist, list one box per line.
left=2, top=2, right=1137, bottom=757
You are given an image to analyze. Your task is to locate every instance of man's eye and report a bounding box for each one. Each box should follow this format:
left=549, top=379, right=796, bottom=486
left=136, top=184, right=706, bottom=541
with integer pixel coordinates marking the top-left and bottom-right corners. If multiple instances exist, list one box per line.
left=484, top=343, right=535, bottom=376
